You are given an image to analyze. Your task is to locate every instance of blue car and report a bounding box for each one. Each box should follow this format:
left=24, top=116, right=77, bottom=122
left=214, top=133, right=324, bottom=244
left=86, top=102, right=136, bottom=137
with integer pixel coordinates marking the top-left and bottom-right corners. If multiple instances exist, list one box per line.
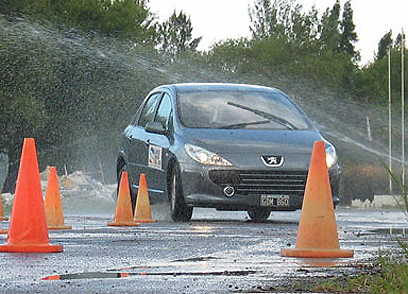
left=117, top=83, right=340, bottom=222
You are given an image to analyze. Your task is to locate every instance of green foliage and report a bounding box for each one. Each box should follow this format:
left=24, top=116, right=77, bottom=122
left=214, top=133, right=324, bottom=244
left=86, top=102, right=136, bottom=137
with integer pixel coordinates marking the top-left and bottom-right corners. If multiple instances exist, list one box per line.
left=209, top=35, right=357, bottom=90
left=339, top=0, right=359, bottom=61
left=249, top=0, right=286, bottom=39
left=319, top=0, right=341, bottom=51
left=377, top=30, right=393, bottom=60
left=357, top=46, right=407, bottom=105
left=376, top=253, right=408, bottom=294
left=0, top=14, right=171, bottom=189
left=310, top=229, right=408, bottom=293
left=395, top=32, right=406, bottom=49
left=249, top=0, right=320, bottom=47
left=0, top=0, right=154, bottom=41
left=0, top=92, right=45, bottom=148
left=244, top=0, right=362, bottom=90
left=156, top=10, right=202, bottom=58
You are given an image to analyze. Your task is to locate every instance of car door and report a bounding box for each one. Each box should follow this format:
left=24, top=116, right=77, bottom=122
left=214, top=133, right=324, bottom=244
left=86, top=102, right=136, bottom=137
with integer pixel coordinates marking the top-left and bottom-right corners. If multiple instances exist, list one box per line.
left=126, top=92, right=162, bottom=189
left=144, top=93, right=173, bottom=196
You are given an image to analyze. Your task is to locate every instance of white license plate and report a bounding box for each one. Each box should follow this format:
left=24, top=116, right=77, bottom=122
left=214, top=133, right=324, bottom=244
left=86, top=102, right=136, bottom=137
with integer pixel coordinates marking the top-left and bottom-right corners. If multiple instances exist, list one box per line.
left=260, top=195, right=290, bottom=207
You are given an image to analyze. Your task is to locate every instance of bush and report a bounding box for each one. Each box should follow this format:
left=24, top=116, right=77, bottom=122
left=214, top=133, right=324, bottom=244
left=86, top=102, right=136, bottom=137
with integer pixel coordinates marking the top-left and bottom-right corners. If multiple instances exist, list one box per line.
left=340, top=165, right=389, bottom=205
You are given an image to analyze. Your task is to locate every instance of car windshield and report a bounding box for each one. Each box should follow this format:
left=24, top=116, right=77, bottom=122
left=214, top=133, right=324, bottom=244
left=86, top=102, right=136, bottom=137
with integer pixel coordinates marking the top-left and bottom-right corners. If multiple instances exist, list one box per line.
left=177, top=89, right=311, bottom=129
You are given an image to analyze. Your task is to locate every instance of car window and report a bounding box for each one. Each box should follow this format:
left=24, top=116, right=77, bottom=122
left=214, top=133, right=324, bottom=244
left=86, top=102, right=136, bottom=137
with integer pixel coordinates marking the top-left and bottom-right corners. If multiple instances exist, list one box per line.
left=155, top=93, right=172, bottom=130
left=177, top=90, right=311, bottom=130
left=138, top=93, right=162, bottom=127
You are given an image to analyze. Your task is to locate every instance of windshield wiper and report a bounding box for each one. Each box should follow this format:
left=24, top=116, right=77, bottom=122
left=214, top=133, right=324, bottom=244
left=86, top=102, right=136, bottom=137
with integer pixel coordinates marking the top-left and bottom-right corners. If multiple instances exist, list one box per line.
left=227, top=101, right=298, bottom=130
left=216, top=120, right=272, bottom=129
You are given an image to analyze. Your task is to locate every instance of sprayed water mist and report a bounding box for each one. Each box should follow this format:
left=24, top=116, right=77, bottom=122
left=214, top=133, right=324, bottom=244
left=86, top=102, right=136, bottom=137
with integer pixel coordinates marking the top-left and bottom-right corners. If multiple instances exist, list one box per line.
left=0, top=14, right=405, bottom=211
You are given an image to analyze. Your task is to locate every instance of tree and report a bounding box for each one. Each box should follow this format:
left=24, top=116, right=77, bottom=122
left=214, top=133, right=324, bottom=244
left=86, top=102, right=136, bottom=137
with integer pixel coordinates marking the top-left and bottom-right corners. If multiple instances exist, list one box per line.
left=339, top=0, right=359, bottom=61
left=249, top=0, right=285, bottom=40
left=100, top=0, right=155, bottom=41
left=319, top=0, right=341, bottom=51
left=377, top=30, right=393, bottom=60
left=248, top=0, right=319, bottom=44
left=395, top=32, right=406, bottom=49
left=290, top=5, right=320, bottom=47
left=0, top=92, right=46, bottom=193
left=156, top=10, right=201, bottom=58
left=1, top=0, right=155, bottom=42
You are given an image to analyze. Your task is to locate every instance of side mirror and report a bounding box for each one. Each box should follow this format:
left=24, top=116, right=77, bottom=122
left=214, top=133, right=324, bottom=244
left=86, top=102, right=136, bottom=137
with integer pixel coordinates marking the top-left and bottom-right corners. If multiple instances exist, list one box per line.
left=145, top=121, right=167, bottom=135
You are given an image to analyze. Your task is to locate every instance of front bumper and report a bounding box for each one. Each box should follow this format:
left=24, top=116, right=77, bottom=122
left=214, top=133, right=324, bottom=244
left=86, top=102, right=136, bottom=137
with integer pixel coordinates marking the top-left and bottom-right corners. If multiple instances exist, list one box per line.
left=179, top=163, right=340, bottom=211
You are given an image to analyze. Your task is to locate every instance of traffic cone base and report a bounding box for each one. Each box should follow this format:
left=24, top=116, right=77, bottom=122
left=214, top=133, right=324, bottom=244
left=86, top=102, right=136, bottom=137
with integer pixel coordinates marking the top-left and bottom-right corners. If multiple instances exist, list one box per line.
left=280, top=248, right=354, bottom=258
left=281, top=141, right=353, bottom=259
left=0, top=243, right=63, bottom=253
left=108, top=221, right=140, bottom=227
left=48, top=225, right=72, bottom=230
left=133, top=174, right=157, bottom=223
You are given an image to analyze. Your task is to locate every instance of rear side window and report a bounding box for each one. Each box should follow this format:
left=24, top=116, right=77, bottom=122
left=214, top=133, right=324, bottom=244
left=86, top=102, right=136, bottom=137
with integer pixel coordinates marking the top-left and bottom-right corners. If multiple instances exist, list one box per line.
left=138, top=93, right=162, bottom=127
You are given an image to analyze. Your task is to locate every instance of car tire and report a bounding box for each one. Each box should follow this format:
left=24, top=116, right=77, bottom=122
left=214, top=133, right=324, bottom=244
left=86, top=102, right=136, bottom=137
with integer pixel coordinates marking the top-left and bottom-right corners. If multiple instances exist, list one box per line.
left=247, top=208, right=271, bottom=222
left=168, top=165, right=193, bottom=222
left=117, top=159, right=137, bottom=212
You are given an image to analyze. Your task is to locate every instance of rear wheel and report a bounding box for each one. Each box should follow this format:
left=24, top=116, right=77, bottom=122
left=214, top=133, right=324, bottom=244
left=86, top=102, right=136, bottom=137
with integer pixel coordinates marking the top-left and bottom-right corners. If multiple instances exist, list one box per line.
left=117, top=158, right=136, bottom=212
left=168, top=165, right=193, bottom=222
left=247, top=208, right=271, bottom=223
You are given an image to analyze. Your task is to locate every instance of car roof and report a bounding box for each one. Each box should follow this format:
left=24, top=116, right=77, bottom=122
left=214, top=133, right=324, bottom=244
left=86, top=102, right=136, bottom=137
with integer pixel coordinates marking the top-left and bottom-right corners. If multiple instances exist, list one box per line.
left=159, top=83, right=284, bottom=94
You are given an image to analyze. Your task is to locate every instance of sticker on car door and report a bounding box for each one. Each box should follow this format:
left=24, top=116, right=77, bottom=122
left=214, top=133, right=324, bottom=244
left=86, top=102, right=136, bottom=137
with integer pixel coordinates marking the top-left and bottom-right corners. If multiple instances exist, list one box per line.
left=148, top=145, right=162, bottom=170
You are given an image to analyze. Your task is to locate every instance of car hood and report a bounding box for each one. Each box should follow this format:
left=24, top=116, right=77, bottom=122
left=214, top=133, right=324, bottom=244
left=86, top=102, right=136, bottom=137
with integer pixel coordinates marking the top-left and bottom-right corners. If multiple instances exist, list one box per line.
left=183, top=129, right=323, bottom=155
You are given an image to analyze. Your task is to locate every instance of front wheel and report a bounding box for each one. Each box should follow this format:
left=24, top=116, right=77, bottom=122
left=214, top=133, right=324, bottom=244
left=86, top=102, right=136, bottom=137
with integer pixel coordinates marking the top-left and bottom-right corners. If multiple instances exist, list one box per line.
left=247, top=208, right=271, bottom=223
left=168, top=166, right=193, bottom=222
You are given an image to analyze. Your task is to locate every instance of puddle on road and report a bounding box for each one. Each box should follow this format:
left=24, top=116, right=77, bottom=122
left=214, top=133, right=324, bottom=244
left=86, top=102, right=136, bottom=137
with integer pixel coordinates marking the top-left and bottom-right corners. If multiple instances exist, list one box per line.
left=41, top=270, right=257, bottom=281
left=171, top=256, right=221, bottom=262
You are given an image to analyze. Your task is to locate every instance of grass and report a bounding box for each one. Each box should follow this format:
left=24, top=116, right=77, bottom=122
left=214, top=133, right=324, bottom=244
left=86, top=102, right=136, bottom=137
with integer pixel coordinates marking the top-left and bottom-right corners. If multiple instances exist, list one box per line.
left=308, top=168, right=408, bottom=294
left=307, top=255, right=408, bottom=294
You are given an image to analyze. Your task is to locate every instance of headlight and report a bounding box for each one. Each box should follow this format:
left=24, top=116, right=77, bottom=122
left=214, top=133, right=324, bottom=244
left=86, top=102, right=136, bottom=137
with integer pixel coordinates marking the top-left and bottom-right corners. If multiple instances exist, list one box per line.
left=324, top=140, right=338, bottom=169
left=184, top=144, right=233, bottom=166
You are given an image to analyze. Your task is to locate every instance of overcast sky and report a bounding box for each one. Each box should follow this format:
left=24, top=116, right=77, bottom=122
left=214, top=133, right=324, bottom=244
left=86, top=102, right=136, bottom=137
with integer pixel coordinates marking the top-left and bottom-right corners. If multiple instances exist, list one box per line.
left=148, top=0, right=407, bottom=65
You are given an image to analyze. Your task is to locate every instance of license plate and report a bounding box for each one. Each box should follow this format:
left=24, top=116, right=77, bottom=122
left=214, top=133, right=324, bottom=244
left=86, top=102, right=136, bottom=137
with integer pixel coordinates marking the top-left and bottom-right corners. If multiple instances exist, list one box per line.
left=260, top=195, right=290, bottom=207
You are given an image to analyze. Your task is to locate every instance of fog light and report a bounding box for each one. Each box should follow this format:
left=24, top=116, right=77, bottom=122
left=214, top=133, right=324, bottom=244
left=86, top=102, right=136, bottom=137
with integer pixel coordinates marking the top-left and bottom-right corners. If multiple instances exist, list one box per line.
left=223, top=186, right=235, bottom=197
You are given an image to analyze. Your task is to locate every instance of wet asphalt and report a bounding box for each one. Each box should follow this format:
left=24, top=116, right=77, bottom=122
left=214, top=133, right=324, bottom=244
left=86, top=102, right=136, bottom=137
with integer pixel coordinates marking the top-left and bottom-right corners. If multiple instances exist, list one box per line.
left=0, top=207, right=407, bottom=293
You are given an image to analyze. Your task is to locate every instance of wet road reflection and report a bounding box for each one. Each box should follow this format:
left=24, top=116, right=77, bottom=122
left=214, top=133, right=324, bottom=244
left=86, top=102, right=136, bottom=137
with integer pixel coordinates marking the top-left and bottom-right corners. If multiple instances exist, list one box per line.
left=0, top=207, right=406, bottom=293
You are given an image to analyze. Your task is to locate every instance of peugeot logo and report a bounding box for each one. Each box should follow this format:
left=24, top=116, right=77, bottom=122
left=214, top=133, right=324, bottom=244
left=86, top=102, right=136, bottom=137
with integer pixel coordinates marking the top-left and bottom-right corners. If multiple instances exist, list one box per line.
left=261, top=155, right=284, bottom=167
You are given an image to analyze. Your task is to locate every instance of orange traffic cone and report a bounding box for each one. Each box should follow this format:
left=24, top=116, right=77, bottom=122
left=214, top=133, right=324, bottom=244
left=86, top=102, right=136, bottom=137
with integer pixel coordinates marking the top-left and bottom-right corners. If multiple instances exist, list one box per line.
left=133, top=174, right=157, bottom=223
left=0, top=188, right=8, bottom=221
left=108, top=172, right=139, bottom=227
left=0, top=138, right=63, bottom=253
left=281, top=141, right=353, bottom=258
left=45, top=166, right=71, bottom=230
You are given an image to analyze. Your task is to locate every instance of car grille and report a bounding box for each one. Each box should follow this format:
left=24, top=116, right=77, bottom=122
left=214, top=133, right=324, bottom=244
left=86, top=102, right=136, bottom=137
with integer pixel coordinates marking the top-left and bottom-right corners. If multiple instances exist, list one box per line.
left=209, top=170, right=307, bottom=195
